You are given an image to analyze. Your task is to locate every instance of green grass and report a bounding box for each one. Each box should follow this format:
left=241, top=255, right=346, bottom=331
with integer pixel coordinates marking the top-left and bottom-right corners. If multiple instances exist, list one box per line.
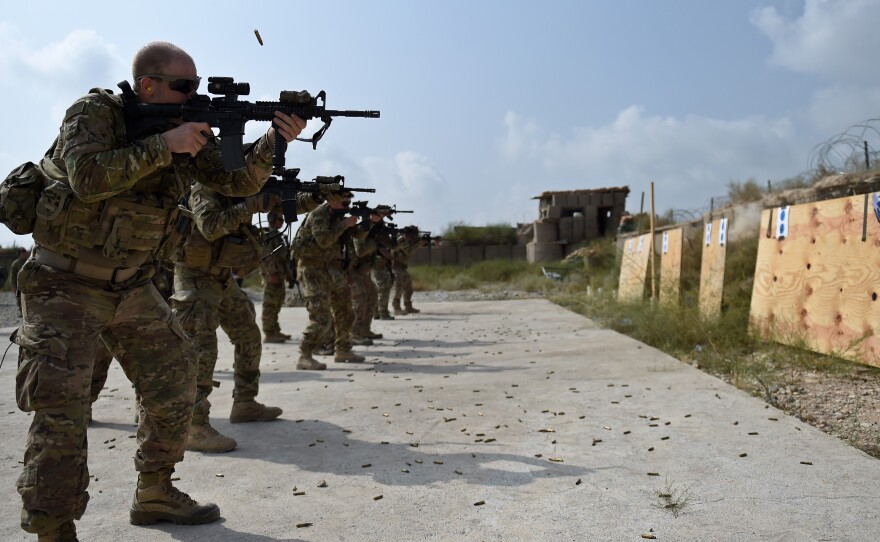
left=439, top=222, right=518, bottom=246
left=410, top=258, right=587, bottom=294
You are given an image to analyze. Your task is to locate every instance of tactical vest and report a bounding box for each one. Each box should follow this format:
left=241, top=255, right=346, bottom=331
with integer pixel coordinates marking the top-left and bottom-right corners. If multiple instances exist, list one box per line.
left=291, top=203, right=345, bottom=264
left=392, top=238, right=415, bottom=265
left=31, top=88, right=188, bottom=267
left=179, top=190, right=265, bottom=272
left=259, top=228, right=291, bottom=277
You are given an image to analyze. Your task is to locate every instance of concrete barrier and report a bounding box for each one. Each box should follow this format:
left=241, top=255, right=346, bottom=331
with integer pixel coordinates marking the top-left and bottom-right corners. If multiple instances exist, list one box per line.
left=527, top=241, right=563, bottom=263
left=533, top=220, right=558, bottom=243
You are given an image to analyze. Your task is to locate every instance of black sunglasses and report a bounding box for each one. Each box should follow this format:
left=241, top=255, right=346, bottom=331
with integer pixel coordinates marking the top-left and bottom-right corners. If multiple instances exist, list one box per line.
left=137, top=74, right=201, bottom=94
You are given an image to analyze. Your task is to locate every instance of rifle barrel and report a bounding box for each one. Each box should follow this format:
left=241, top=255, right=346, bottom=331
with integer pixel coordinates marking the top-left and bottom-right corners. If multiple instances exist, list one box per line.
left=323, top=109, right=381, bottom=118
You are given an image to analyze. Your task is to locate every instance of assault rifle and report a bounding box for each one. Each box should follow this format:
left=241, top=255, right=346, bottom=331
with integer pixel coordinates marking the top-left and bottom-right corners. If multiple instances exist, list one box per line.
left=348, top=201, right=382, bottom=222
left=419, top=230, right=443, bottom=245
left=118, top=77, right=380, bottom=171
left=380, top=205, right=413, bottom=220
left=258, top=167, right=316, bottom=223
left=260, top=173, right=373, bottom=224
left=315, top=175, right=375, bottom=198
left=374, top=221, right=400, bottom=248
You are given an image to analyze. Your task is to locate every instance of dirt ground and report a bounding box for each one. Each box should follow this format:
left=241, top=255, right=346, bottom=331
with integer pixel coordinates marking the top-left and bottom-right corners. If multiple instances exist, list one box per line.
left=739, top=365, right=880, bottom=458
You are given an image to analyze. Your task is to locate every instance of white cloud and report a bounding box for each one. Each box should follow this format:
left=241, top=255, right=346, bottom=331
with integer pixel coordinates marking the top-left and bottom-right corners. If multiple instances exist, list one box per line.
left=361, top=151, right=447, bottom=230
left=260, top=148, right=450, bottom=233
left=0, top=23, right=123, bottom=88
left=806, top=84, right=880, bottom=135
left=498, top=107, right=804, bottom=214
left=0, top=25, right=125, bottom=248
left=752, top=0, right=880, bottom=83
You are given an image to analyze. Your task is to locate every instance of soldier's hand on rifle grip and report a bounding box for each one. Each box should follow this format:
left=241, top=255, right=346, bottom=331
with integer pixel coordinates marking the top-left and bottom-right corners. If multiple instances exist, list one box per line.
left=268, top=111, right=307, bottom=145
left=244, top=193, right=281, bottom=214
left=344, top=216, right=359, bottom=229
left=162, top=122, right=212, bottom=156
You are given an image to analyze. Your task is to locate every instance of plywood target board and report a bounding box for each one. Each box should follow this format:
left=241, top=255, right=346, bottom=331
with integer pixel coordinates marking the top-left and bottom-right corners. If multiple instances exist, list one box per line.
left=618, top=233, right=652, bottom=302
left=749, top=195, right=880, bottom=368
left=698, top=218, right=728, bottom=319
left=659, top=228, right=683, bottom=306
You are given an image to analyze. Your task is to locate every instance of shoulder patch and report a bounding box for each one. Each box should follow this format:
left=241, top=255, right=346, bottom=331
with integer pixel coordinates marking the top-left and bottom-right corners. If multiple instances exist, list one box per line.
left=65, top=101, right=88, bottom=117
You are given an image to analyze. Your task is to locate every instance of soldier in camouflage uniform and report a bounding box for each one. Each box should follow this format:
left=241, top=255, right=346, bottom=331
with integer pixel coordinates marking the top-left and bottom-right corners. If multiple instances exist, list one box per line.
left=170, top=186, right=321, bottom=453
left=260, top=211, right=294, bottom=343
left=12, top=41, right=304, bottom=541
left=350, top=213, right=392, bottom=342
left=371, top=222, right=396, bottom=320
left=314, top=206, right=377, bottom=351
left=294, top=190, right=368, bottom=369
left=392, top=226, right=421, bottom=315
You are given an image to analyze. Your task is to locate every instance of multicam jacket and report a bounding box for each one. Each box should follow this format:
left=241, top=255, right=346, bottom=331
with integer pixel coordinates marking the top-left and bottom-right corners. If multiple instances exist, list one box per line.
left=179, top=185, right=321, bottom=271
left=33, top=87, right=275, bottom=268
left=292, top=201, right=354, bottom=266
left=391, top=236, right=417, bottom=267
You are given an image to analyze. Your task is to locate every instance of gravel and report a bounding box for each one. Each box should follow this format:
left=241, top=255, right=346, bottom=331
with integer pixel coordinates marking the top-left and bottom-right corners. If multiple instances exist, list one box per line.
left=0, top=292, right=19, bottom=329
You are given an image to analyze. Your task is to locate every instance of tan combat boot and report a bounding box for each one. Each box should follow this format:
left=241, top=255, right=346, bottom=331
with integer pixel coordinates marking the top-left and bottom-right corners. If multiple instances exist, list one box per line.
left=392, top=300, right=406, bottom=315
left=36, top=521, right=78, bottom=542
left=279, top=332, right=292, bottom=340
left=230, top=400, right=283, bottom=423
left=263, top=333, right=287, bottom=344
left=297, top=353, right=327, bottom=370
left=364, top=330, right=383, bottom=339
left=404, top=303, right=420, bottom=314
left=186, top=423, right=237, bottom=453
left=130, top=469, right=220, bottom=525
left=378, top=312, right=395, bottom=320
left=335, top=350, right=366, bottom=363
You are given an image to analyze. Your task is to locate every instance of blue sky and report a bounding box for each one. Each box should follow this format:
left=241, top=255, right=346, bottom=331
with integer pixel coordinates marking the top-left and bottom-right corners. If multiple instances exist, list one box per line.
left=3, top=0, right=880, bottom=247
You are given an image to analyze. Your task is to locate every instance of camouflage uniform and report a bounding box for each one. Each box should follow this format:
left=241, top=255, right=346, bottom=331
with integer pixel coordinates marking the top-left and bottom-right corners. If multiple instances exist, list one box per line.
left=12, top=87, right=274, bottom=535
left=294, top=201, right=361, bottom=359
left=89, top=266, right=174, bottom=407
left=392, top=233, right=418, bottom=313
left=371, top=225, right=395, bottom=319
left=350, top=224, right=381, bottom=338
left=171, top=187, right=318, bottom=440
left=260, top=222, right=294, bottom=340
left=151, top=262, right=175, bottom=301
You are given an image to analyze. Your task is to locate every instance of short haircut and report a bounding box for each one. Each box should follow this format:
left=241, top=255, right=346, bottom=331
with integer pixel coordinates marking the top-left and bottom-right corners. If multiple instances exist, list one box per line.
left=131, top=41, right=193, bottom=80
left=18, top=247, right=28, bottom=254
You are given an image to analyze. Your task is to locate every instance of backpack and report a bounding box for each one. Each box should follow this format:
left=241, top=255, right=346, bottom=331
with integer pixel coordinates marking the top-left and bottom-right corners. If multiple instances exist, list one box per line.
left=0, top=138, right=59, bottom=235
left=0, top=88, right=116, bottom=236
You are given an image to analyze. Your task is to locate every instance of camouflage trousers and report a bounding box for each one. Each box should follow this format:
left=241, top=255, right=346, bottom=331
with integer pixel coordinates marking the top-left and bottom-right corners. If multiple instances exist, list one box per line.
left=90, top=273, right=173, bottom=403
left=261, top=278, right=286, bottom=335
left=13, top=259, right=196, bottom=534
left=392, top=264, right=414, bottom=305
left=298, top=261, right=353, bottom=353
left=171, top=266, right=262, bottom=426
left=89, top=340, right=134, bottom=405
left=349, top=263, right=377, bottom=336
left=372, top=263, right=393, bottom=316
